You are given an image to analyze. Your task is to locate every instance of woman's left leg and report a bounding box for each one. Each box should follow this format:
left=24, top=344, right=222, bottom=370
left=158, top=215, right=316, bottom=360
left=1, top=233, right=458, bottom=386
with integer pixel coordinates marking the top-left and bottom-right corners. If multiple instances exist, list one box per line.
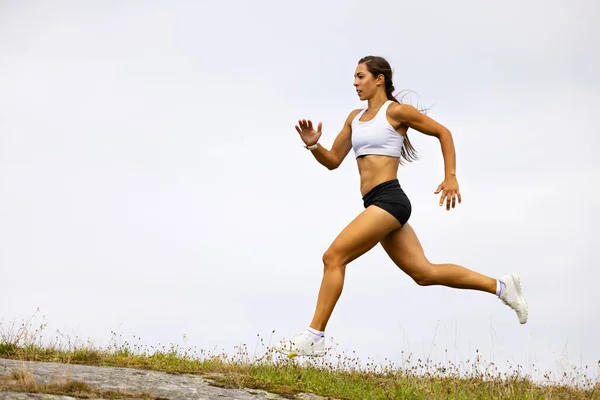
left=272, top=205, right=402, bottom=357
left=309, top=205, right=402, bottom=332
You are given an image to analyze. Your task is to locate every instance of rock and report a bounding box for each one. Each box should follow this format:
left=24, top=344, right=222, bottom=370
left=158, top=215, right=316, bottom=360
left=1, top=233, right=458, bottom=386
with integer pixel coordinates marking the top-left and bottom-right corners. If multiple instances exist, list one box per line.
left=0, top=359, right=336, bottom=400
left=0, top=394, right=83, bottom=400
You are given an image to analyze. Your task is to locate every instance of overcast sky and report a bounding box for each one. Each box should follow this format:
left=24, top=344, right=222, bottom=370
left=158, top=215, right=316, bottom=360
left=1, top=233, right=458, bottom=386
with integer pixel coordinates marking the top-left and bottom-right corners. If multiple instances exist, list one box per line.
left=1, top=0, right=599, bottom=385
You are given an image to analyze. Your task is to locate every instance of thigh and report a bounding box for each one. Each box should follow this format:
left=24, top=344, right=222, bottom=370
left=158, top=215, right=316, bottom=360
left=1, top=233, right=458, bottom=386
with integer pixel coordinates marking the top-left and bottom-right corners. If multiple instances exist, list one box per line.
left=379, top=222, right=430, bottom=274
left=326, top=205, right=402, bottom=265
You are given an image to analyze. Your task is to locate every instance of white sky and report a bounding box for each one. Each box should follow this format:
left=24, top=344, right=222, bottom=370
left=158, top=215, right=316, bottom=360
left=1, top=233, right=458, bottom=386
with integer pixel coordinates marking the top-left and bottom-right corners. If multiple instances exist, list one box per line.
left=1, top=0, right=599, bottom=385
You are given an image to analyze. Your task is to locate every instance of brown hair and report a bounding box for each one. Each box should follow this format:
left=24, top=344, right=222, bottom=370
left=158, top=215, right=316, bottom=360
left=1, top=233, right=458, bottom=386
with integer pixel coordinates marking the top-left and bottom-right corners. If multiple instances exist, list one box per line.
left=358, top=55, right=423, bottom=164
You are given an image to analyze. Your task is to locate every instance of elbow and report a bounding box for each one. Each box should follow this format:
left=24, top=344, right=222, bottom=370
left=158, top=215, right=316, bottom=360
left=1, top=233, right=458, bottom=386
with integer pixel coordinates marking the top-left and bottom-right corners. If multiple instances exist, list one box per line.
left=434, top=128, right=453, bottom=143
left=438, top=128, right=452, bottom=139
left=326, top=158, right=341, bottom=170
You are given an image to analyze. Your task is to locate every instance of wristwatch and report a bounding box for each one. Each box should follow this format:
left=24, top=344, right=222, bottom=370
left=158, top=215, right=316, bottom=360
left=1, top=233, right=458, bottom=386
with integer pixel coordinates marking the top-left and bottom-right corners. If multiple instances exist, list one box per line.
left=305, top=143, right=318, bottom=150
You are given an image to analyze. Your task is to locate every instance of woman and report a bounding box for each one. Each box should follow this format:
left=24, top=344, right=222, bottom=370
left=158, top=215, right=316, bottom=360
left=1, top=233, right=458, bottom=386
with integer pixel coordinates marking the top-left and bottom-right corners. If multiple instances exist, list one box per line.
left=273, top=56, right=528, bottom=357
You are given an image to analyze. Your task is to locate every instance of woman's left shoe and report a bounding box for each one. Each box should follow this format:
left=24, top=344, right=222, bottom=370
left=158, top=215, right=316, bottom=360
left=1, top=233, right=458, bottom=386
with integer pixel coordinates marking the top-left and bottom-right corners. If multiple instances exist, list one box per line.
left=272, top=331, right=326, bottom=357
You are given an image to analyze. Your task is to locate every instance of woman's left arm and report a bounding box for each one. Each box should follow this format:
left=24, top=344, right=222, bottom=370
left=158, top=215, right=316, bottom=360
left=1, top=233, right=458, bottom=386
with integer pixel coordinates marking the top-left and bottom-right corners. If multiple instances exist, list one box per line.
left=389, top=103, right=462, bottom=210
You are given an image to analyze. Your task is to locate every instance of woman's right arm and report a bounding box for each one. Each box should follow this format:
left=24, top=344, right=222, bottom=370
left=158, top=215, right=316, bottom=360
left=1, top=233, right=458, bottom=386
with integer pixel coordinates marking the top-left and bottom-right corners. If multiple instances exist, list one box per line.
left=304, top=110, right=359, bottom=170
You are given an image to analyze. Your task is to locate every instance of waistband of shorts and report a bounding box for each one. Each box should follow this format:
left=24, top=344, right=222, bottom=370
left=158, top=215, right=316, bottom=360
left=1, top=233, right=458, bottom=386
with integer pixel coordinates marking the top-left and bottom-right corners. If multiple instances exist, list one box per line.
left=362, top=179, right=401, bottom=201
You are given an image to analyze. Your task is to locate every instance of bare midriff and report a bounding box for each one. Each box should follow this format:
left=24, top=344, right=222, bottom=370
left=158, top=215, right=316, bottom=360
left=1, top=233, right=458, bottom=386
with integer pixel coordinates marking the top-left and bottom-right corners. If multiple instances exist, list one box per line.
left=356, top=154, right=401, bottom=197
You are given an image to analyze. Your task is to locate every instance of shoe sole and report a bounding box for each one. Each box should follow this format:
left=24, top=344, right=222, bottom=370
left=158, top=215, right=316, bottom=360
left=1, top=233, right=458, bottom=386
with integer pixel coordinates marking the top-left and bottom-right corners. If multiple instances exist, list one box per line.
left=273, top=347, right=326, bottom=358
left=286, top=350, right=326, bottom=358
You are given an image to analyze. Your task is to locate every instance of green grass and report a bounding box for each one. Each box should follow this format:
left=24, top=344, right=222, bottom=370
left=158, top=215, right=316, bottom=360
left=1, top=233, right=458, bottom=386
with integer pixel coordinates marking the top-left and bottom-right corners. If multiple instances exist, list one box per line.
left=1, top=310, right=598, bottom=399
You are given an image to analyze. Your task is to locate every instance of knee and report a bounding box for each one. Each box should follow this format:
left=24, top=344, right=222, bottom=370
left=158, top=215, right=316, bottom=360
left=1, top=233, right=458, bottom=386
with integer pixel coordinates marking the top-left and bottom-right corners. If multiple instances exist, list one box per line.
left=322, top=248, right=346, bottom=271
left=410, top=263, right=438, bottom=286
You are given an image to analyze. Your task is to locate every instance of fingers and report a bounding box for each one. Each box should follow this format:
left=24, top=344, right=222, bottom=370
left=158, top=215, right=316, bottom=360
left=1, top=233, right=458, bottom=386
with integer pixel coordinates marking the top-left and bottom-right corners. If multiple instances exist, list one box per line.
left=296, top=119, right=316, bottom=131
left=440, top=192, right=452, bottom=211
left=449, top=192, right=460, bottom=210
left=296, top=119, right=307, bottom=134
left=439, top=190, right=460, bottom=210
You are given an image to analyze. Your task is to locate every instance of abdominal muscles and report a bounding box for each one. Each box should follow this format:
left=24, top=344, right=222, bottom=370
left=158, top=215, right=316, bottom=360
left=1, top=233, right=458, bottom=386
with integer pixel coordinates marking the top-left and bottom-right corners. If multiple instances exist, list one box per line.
left=357, top=155, right=401, bottom=196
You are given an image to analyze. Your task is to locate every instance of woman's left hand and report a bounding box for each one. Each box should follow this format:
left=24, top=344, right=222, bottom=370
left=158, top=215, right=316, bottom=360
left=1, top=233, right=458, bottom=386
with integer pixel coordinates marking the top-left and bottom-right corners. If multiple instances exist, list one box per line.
left=435, top=177, right=462, bottom=211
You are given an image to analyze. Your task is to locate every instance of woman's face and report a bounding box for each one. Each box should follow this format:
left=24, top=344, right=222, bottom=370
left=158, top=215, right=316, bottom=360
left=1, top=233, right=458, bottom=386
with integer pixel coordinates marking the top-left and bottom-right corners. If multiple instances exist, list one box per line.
left=353, top=63, right=381, bottom=101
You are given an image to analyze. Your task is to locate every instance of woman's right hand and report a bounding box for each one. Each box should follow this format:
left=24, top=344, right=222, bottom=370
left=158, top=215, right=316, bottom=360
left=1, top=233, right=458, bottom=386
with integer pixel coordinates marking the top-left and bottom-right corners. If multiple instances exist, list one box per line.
left=295, top=119, right=322, bottom=146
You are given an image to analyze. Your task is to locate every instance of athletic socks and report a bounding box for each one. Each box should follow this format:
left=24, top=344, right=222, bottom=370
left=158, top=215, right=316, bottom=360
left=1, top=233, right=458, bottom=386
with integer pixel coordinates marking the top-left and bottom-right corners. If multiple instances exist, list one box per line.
left=306, top=327, right=325, bottom=342
left=496, top=279, right=507, bottom=297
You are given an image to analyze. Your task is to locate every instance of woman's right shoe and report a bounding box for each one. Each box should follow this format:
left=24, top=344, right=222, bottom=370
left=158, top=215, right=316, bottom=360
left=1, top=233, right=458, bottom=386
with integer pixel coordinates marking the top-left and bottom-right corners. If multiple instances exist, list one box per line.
left=499, top=273, right=529, bottom=324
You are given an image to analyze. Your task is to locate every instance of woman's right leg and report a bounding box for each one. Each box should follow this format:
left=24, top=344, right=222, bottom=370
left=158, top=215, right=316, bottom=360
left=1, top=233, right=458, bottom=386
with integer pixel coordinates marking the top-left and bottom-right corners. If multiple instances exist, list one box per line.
left=380, top=223, right=497, bottom=292
left=380, top=223, right=528, bottom=324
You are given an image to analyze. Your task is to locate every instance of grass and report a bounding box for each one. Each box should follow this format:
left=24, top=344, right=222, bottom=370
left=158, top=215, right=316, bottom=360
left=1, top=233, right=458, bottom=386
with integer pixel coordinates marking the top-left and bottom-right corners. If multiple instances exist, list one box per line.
left=0, top=310, right=598, bottom=400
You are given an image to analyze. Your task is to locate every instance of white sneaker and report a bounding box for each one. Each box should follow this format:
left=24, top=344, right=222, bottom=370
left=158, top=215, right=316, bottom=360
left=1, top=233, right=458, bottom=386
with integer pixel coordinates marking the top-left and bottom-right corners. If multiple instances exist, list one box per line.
left=272, top=331, right=326, bottom=357
left=499, top=273, right=528, bottom=324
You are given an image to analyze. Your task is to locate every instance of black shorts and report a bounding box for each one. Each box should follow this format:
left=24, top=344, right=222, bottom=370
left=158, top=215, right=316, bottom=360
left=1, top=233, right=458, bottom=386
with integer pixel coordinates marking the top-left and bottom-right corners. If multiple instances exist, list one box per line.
left=362, top=179, right=412, bottom=226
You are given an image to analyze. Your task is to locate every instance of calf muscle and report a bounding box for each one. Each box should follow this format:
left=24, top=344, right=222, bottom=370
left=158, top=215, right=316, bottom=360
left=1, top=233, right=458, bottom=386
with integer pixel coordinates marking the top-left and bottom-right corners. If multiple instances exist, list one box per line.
left=380, top=223, right=496, bottom=293
left=309, top=205, right=401, bottom=330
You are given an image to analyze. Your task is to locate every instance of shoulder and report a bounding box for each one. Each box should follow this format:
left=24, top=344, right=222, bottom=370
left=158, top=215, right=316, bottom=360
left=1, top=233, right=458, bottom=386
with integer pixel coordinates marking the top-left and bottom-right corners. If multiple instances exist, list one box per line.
left=387, top=102, right=421, bottom=123
left=345, top=108, right=363, bottom=126
left=336, top=109, right=363, bottom=136
left=387, top=101, right=415, bottom=116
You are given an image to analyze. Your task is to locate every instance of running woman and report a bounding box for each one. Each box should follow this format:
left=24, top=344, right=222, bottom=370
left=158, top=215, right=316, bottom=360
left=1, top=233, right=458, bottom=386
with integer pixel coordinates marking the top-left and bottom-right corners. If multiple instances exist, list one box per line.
left=273, top=56, right=528, bottom=357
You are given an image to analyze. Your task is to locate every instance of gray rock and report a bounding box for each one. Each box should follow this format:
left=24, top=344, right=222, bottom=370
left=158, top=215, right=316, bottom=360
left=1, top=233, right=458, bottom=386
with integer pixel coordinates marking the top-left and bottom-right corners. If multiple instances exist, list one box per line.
left=0, top=358, right=336, bottom=400
left=0, top=394, right=83, bottom=400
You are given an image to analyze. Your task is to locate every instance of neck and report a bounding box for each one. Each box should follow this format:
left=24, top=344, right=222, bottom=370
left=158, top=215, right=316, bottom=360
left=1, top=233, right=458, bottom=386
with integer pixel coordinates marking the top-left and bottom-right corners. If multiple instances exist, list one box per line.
left=367, top=91, right=389, bottom=111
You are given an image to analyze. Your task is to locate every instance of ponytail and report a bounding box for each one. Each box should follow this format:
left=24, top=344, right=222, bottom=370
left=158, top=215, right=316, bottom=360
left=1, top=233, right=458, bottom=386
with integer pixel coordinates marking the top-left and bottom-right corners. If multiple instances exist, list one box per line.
left=385, top=83, right=419, bottom=165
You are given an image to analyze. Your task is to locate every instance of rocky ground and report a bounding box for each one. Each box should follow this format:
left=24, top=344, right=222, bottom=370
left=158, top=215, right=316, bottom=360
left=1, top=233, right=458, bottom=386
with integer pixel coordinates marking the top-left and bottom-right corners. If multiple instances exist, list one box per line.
left=0, top=358, right=334, bottom=400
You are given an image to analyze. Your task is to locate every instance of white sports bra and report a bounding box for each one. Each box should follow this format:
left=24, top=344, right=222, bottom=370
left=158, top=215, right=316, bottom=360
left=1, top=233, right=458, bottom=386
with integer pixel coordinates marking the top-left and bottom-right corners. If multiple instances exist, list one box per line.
left=351, top=100, right=405, bottom=158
